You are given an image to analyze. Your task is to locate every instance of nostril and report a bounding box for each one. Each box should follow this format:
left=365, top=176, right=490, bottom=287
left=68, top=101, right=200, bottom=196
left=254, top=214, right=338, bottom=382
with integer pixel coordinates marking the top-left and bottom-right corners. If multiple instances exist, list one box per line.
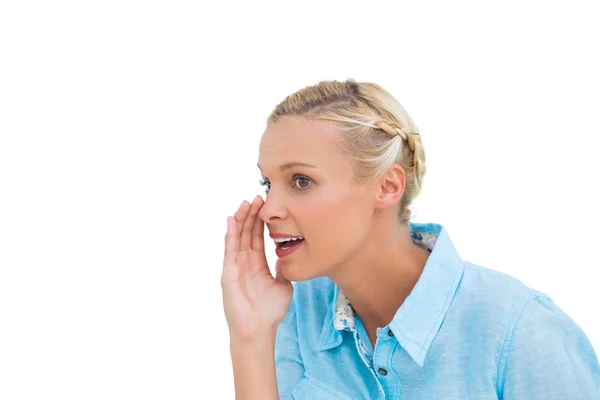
left=258, top=199, right=286, bottom=222
left=257, top=208, right=272, bottom=223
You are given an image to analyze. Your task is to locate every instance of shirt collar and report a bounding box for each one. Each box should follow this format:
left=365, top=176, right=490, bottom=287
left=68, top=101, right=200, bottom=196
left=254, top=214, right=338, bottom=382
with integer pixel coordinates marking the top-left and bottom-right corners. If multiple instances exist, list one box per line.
left=315, top=222, right=465, bottom=367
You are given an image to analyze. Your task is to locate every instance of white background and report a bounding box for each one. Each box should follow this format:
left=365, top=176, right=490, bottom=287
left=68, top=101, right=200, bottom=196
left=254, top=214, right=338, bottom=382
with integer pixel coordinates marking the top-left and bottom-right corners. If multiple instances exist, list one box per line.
left=1, top=1, right=599, bottom=398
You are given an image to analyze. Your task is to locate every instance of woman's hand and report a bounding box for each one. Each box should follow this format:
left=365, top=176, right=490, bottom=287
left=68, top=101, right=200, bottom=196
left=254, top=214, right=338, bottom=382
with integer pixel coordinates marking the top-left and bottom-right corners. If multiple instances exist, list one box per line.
left=221, top=195, right=293, bottom=341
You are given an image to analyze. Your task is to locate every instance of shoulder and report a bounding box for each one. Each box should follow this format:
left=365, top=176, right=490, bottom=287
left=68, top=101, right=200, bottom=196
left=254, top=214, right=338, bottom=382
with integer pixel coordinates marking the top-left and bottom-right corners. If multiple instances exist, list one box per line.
left=495, top=280, right=600, bottom=397
left=461, top=261, right=532, bottom=297
left=456, top=263, right=599, bottom=395
left=458, top=261, right=584, bottom=329
left=450, top=261, right=572, bottom=351
left=454, top=261, right=540, bottom=323
left=500, top=286, right=597, bottom=359
left=456, top=261, right=592, bottom=335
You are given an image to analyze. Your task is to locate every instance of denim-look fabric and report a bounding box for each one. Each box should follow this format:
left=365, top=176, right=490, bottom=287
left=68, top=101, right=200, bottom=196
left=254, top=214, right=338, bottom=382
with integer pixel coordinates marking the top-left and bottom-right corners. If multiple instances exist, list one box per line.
left=275, top=222, right=600, bottom=399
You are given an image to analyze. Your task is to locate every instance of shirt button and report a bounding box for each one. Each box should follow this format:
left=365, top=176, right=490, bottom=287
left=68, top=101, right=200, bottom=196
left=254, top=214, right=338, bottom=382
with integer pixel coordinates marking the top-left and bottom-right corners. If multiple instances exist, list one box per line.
left=388, top=330, right=394, bottom=337
left=377, top=368, right=388, bottom=376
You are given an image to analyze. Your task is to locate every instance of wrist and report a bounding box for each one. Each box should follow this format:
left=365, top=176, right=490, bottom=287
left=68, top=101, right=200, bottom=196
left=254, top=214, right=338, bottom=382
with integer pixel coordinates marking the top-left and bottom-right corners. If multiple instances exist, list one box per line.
left=229, top=322, right=278, bottom=342
left=228, top=330, right=279, bottom=400
left=229, top=328, right=277, bottom=351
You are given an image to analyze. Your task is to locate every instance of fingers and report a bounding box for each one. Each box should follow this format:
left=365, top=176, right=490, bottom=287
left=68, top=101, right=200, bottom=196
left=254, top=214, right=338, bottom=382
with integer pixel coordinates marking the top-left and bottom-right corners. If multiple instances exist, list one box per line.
left=223, top=216, right=238, bottom=275
left=233, top=200, right=250, bottom=251
left=223, top=198, right=267, bottom=283
left=251, top=196, right=265, bottom=251
left=239, top=196, right=262, bottom=251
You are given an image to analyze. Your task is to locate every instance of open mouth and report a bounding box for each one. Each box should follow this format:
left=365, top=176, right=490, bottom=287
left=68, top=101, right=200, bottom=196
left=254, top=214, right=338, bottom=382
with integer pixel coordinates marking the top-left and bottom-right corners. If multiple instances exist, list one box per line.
left=278, top=237, right=305, bottom=250
left=272, top=235, right=305, bottom=257
left=277, top=239, right=304, bottom=250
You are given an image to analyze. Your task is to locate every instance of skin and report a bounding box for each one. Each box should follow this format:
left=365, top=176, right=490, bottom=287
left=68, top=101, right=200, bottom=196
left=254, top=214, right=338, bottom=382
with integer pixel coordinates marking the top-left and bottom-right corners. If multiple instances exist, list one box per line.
left=221, top=116, right=431, bottom=397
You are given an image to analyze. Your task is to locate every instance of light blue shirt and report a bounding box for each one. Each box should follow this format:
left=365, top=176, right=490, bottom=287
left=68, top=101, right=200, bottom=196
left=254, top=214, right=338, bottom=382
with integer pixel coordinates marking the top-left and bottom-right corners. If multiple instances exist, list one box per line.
left=274, top=222, right=600, bottom=399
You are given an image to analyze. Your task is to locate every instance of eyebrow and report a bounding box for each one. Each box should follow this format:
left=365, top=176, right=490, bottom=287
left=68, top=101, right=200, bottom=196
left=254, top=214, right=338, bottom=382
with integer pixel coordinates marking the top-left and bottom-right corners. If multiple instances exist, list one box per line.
left=257, top=162, right=318, bottom=172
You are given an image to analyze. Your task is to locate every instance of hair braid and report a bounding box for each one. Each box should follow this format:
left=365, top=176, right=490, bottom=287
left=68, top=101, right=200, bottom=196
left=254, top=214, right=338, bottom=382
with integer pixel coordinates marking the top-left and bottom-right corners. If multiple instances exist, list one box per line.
left=374, top=119, right=426, bottom=191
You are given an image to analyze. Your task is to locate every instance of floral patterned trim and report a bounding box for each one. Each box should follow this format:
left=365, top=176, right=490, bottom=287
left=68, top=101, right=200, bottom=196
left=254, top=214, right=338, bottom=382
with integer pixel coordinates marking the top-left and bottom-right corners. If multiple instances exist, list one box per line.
left=333, top=286, right=355, bottom=330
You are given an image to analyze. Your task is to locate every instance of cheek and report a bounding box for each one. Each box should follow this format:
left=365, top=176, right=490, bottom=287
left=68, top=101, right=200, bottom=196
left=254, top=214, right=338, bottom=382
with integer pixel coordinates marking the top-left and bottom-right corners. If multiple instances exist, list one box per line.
left=301, top=191, right=371, bottom=251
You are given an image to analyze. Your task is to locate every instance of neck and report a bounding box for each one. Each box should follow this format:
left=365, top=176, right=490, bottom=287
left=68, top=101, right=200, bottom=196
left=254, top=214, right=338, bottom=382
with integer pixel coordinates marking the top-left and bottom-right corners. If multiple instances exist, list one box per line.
left=327, top=221, right=430, bottom=331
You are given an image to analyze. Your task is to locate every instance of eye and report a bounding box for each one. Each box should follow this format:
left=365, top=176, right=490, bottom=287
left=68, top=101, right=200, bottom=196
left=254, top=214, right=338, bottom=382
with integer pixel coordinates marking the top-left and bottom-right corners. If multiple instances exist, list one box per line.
left=258, top=178, right=271, bottom=193
left=293, top=175, right=312, bottom=190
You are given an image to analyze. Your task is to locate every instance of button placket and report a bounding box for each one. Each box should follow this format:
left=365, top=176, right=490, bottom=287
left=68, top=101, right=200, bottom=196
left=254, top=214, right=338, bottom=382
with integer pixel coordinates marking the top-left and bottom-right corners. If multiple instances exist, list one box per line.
left=376, top=327, right=402, bottom=398
left=373, top=327, right=400, bottom=397
left=351, top=329, right=387, bottom=398
left=374, top=331, right=391, bottom=380
left=374, top=329, right=394, bottom=378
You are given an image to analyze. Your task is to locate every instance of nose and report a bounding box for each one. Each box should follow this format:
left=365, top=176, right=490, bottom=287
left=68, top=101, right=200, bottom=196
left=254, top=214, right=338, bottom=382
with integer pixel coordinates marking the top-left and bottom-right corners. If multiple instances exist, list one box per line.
left=258, top=192, right=288, bottom=223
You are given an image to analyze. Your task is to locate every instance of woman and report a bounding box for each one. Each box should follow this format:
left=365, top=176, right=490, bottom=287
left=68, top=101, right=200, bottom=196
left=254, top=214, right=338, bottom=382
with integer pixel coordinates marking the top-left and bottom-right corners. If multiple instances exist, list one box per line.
left=221, top=79, right=600, bottom=399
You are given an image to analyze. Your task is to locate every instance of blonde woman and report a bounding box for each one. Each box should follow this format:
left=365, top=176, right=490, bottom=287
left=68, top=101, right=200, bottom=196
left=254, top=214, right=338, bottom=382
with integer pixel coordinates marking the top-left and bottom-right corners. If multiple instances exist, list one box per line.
left=221, top=79, right=600, bottom=399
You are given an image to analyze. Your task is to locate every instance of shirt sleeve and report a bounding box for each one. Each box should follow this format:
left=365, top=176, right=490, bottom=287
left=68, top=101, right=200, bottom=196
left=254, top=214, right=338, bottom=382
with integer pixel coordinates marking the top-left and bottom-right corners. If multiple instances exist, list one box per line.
left=499, top=291, right=600, bottom=399
left=274, top=290, right=305, bottom=398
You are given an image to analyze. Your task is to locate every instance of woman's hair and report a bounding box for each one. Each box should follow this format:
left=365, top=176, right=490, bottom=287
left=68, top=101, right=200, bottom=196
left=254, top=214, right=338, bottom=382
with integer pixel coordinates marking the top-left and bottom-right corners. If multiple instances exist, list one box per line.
left=267, top=78, right=427, bottom=225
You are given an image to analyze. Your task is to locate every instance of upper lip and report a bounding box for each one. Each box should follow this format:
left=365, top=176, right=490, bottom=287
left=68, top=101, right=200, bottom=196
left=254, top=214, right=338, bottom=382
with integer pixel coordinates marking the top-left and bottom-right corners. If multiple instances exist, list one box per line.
left=269, top=233, right=303, bottom=238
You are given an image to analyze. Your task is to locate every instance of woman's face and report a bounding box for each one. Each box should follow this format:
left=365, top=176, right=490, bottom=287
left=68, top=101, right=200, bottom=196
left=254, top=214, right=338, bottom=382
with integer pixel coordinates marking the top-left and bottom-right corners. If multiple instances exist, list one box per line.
left=257, top=118, right=377, bottom=281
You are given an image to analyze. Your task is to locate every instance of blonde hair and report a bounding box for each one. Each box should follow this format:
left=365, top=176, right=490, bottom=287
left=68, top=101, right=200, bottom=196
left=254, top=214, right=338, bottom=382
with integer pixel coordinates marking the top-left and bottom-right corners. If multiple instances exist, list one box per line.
left=266, top=79, right=427, bottom=225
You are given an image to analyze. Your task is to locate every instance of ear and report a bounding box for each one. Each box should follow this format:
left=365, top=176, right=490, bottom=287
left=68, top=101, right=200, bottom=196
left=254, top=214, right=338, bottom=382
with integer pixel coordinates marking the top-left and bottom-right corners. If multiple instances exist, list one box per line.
left=372, top=164, right=405, bottom=210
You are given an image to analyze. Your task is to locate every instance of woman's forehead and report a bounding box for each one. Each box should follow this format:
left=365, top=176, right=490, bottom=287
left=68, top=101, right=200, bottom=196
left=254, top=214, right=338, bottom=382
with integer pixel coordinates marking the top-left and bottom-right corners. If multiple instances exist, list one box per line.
left=258, top=119, right=345, bottom=173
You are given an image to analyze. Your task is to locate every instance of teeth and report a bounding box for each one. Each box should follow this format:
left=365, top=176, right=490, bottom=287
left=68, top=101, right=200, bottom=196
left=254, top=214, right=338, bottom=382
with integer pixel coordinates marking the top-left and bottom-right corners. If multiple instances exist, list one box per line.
left=273, top=236, right=304, bottom=243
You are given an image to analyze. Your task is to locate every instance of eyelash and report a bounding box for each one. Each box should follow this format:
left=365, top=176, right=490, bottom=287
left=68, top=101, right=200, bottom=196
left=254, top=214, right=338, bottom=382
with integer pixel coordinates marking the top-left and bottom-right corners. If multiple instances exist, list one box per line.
left=259, top=175, right=313, bottom=193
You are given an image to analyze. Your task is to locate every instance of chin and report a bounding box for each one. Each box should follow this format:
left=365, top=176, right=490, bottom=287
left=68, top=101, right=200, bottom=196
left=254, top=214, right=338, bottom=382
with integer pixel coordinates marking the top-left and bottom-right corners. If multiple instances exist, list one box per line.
left=276, top=258, right=321, bottom=282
